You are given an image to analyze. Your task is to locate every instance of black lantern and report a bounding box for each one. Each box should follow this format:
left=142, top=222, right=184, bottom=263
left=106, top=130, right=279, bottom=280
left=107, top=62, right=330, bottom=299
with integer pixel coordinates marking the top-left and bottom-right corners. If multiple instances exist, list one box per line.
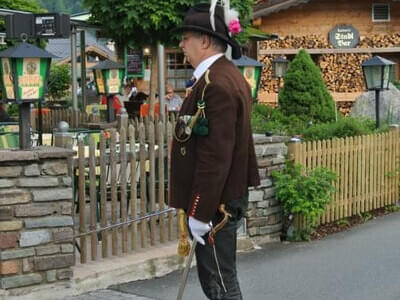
left=232, top=55, right=263, bottom=101
left=91, top=59, right=125, bottom=122
left=0, top=42, right=55, bottom=149
left=361, top=55, right=396, bottom=128
left=272, top=56, right=289, bottom=93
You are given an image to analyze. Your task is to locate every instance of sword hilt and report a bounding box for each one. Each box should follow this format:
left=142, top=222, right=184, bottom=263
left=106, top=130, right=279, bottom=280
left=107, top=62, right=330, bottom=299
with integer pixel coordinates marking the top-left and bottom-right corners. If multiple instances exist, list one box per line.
left=208, top=204, right=231, bottom=246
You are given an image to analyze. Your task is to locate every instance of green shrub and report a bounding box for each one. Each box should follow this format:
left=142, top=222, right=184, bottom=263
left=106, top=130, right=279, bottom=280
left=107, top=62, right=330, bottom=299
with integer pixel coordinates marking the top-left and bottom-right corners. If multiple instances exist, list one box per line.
left=300, top=117, right=377, bottom=141
left=47, top=64, right=71, bottom=101
left=272, top=161, right=337, bottom=240
left=278, top=49, right=336, bottom=123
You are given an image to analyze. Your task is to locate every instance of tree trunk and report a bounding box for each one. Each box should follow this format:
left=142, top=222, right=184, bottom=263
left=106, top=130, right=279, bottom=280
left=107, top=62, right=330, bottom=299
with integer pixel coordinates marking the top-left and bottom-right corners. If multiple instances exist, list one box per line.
left=149, top=45, right=158, bottom=121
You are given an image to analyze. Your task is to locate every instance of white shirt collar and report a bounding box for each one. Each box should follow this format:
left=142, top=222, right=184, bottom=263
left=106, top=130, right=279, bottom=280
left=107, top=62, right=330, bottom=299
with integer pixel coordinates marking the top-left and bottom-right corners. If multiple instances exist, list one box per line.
left=193, top=53, right=224, bottom=81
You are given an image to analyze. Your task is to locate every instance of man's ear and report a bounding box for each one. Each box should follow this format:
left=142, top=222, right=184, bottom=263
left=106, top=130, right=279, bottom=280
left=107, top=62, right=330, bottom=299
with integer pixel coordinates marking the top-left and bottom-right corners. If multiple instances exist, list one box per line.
left=201, top=35, right=211, bottom=50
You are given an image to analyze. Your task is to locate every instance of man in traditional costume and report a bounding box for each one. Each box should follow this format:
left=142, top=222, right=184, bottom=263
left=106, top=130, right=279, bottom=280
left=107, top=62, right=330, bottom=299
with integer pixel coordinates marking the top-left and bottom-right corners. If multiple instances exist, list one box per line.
left=170, top=2, right=260, bottom=299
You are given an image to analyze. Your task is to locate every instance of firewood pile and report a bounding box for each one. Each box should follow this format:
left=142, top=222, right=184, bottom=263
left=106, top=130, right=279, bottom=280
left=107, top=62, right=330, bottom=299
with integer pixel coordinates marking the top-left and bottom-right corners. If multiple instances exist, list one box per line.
left=359, top=33, right=400, bottom=48
left=259, top=34, right=330, bottom=50
left=336, top=101, right=354, bottom=117
left=318, top=53, right=372, bottom=92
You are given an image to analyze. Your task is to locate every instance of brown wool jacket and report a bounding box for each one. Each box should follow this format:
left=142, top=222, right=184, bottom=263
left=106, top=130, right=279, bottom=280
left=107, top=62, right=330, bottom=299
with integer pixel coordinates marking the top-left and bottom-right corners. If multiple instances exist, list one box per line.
left=169, top=56, right=260, bottom=223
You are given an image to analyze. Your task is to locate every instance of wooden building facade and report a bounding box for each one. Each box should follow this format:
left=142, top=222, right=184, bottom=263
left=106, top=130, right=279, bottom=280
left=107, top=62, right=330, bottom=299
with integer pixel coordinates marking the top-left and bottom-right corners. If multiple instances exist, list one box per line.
left=253, top=0, right=400, bottom=113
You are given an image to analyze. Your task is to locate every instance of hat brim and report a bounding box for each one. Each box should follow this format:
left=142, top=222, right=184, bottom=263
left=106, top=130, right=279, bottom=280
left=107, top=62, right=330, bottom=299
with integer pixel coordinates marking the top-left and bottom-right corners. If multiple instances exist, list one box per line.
left=172, top=25, right=241, bottom=59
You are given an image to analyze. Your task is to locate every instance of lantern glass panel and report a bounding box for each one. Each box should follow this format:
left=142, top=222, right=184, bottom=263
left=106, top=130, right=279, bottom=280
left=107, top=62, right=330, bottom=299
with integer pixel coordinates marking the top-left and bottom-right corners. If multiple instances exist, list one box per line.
left=364, top=65, right=383, bottom=90
left=104, top=68, right=124, bottom=94
left=274, top=62, right=288, bottom=78
left=0, top=58, right=15, bottom=99
left=15, top=57, right=50, bottom=100
left=94, top=69, right=105, bottom=94
left=382, top=64, right=392, bottom=89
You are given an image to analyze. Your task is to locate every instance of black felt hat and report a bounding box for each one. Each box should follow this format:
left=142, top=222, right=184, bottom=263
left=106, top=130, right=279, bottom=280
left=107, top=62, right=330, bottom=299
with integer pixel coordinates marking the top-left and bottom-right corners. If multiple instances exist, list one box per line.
left=172, top=4, right=241, bottom=59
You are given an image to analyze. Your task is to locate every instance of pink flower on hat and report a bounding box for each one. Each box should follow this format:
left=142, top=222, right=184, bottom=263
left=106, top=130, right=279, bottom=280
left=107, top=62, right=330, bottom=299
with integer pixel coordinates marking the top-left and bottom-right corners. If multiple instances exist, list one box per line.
left=228, top=19, right=242, bottom=34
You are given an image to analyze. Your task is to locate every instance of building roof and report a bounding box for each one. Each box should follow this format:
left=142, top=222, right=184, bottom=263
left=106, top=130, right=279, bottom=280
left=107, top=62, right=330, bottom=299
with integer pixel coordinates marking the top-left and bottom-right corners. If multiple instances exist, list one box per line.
left=253, top=0, right=312, bottom=18
left=45, top=30, right=115, bottom=63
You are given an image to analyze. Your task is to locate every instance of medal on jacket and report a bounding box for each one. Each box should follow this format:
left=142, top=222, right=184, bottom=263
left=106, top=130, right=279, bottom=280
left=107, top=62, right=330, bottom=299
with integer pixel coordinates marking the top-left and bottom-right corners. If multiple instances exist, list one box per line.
left=173, top=70, right=211, bottom=143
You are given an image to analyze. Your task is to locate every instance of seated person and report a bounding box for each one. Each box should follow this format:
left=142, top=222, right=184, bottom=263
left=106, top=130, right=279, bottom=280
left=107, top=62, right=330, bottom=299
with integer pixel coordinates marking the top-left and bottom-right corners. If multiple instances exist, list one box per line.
left=165, top=84, right=183, bottom=112
left=0, top=103, right=14, bottom=122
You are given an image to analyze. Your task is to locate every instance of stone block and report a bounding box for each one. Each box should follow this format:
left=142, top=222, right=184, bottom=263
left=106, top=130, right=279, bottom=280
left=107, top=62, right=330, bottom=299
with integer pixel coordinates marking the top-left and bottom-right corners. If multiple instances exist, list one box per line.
left=258, top=168, right=267, bottom=180
left=0, top=260, right=20, bottom=275
left=266, top=165, right=284, bottom=176
left=256, top=200, right=269, bottom=208
left=258, top=179, right=273, bottom=188
left=248, top=190, right=264, bottom=203
left=272, top=155, right=285, bottom=165
left=20, top=230, right=52, bottom=247
left=0, top=248, right=35, bottom=260
left=256, top=158, right=273, bottom=168
left=247, top=217, right=268, bottom=228
left=46, top=270, right=57, bottom=282
left=259, top=223, right=283, bottom=235
left=22, top=258, right=33, bottom=273
left=17, top=177, right=59, bottom=188
left=15, top=204, right=54, bottom=217
left=57, top=268, right=73, bottom=280
left=0, top=166, right=22, bottom=178
left=61, top=202, right=73, bottom=215
left=60, top=177, right=72, bottom=186
left=32, top=188, right=73, bottom=202
left=263, top=187, right=276, bottom=200
left=248, top=227, right=260, bottom=237
left=52, top=227, right=73, bottom=242
left=253, top=135, right=289, bottom=144
left=0, top=189, right=31, bottom=205
left=34, top=254, right=74, bottom=271
left=41, top=161, right=68, bottom=176
left=255, top=143, right=287, bottom=157
left=24, top=164, right=40, bottom=176
left=0, top=179, right=15, bottom=188
left=0, top=273, right=42, bottom=289
left=264, top=206, right=283, bottom=216
left=0, top=220, right=23, bottom=231
left=0, top=232, right=18, bottom=249
left=25, top=216, right=73, bottom=228
left=36, top=245, right=60, bottom=256
left=267, top=213, right=282, bottom=225
left=269, top=198, right=280, bottom=206
left=0, top=206, right=13, bottom=220
left=61, top=244, right=73, bottom=253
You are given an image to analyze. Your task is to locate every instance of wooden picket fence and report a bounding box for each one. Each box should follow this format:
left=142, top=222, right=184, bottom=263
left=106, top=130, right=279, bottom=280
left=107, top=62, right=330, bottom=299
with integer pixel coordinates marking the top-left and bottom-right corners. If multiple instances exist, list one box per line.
left=73, top=117, right=177, bottom=264
left=34, top=107, right=91, bottom=133
left=288, top=129, right=400, bottom=228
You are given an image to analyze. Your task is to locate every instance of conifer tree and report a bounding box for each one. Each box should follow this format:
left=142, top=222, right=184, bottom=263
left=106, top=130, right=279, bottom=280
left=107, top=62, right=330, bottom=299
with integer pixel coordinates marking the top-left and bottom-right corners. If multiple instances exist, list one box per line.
left=278, top=49, right=336, bottom=123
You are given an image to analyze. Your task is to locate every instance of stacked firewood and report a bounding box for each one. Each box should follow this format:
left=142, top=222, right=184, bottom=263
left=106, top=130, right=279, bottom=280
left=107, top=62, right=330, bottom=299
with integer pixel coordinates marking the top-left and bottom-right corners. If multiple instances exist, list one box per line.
left=359, top=33, right=400, bottom=48
left=259, top=34, right=330, bottom=50
left=318, top=53, right=372, bottom=92
left=336, top=101, right=353, bottom=116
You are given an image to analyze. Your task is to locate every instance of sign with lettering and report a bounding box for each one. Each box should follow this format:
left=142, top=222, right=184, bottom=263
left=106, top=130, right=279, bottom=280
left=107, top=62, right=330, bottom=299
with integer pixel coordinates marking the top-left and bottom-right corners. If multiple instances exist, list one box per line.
left=329, top=25, right=359, bottom=49
left=126, top=48, right=144, bottom=77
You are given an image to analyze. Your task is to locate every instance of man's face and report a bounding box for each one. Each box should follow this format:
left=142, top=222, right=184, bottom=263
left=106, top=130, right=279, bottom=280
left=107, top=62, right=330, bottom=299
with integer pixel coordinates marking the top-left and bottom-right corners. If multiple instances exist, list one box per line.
left=166, top=89, right=174, bottom=100
left=179, top=32, right=204, bottom=68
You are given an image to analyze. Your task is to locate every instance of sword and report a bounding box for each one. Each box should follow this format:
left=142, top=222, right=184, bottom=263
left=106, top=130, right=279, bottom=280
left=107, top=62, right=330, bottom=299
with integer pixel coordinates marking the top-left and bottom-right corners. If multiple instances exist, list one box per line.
left=176, top=239, right=197, bottom=300
left=176, top=204, right=231, bottom=300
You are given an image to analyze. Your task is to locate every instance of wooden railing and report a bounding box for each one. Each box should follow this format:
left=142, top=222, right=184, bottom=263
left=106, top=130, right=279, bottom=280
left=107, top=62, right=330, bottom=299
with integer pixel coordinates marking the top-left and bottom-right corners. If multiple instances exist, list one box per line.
left=73, top=118, right=177, bottom=264
left=288, top=129, right=400, bottom=228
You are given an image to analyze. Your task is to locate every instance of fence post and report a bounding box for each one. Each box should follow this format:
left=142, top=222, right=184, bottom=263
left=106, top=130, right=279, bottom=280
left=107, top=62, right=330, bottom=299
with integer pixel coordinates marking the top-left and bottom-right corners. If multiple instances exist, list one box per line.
left=53, top=121, right=73, bottom=149
left=117, top=107, right=129, bottom=131
left=288, top=137, right=301, bottom=162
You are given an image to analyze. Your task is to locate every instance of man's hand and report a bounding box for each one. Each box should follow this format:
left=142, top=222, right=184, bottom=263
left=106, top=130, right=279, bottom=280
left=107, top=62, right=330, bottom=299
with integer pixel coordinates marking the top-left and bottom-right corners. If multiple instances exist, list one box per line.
left=188, top=216, right=211, bottom=245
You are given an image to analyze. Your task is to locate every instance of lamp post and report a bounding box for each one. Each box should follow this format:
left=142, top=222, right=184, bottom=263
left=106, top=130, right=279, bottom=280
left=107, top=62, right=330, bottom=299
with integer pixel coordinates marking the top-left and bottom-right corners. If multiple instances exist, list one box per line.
left=361, top=55, right=395, bottom=129
left=91, top=59, right=125, bottom=122
left=272, top=56, right=289, bottom=93
left=232, top=55, right=263, bottom=102
left=0, top=42, right=55, bottom=149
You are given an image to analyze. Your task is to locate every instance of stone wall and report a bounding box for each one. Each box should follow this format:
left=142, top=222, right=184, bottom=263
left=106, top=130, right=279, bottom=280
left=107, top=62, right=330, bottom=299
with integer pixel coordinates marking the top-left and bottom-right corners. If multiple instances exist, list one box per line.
left=0, top=147, right=75, bottom=296
left=245, top=135, right=288, bottom=246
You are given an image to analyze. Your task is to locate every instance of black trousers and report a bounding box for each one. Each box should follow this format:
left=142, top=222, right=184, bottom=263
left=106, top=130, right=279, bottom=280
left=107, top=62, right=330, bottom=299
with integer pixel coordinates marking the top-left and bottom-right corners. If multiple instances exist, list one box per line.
left=194, top=195, right=248, bottom=300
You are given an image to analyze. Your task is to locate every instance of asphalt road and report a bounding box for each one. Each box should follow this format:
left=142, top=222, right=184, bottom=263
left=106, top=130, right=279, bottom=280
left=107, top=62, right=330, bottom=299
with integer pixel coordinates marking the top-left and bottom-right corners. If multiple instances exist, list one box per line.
left=73, top=211, right=400, bottom=300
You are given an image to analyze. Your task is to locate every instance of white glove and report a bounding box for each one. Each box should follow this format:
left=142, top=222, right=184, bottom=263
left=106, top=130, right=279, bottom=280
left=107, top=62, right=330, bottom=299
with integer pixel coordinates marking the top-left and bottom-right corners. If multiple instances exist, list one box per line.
left=188, top=216, right=211, bottom=245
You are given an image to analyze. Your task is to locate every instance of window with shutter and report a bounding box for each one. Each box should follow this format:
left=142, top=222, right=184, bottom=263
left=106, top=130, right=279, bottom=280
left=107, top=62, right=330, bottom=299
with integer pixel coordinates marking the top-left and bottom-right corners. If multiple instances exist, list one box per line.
left=372, top=3, right=390, bottom=22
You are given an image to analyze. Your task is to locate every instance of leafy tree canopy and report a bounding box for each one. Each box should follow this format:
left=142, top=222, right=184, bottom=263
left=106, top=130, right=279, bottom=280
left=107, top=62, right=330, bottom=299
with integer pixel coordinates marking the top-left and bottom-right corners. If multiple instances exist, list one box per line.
left=38, top=0, right=85, bottom=15
left=83, top=0, right=254, bottom=48
left=278, top=49, right=336, bottom=123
